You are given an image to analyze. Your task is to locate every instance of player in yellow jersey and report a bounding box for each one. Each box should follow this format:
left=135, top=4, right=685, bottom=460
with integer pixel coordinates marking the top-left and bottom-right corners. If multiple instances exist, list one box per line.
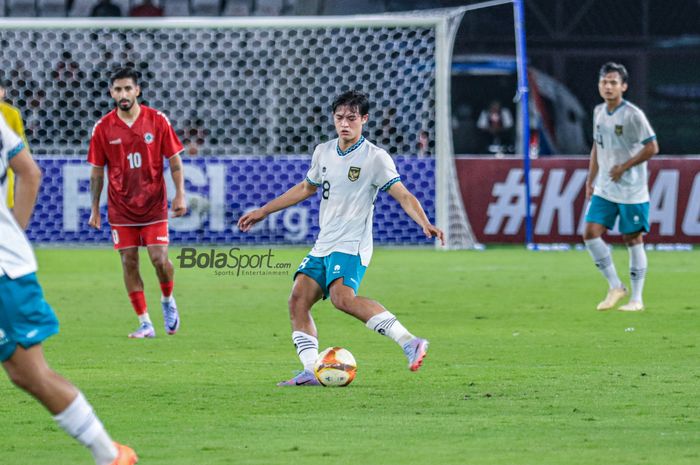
left=0, top=79, right=29, bottom=209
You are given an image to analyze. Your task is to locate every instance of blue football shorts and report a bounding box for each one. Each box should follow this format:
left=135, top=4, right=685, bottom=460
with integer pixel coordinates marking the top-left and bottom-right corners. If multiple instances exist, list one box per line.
left=294, top=252, right=367, bottom=299
left=0, top=272, right=59, bottom=362
left=585, top=194, right=650, bottom=234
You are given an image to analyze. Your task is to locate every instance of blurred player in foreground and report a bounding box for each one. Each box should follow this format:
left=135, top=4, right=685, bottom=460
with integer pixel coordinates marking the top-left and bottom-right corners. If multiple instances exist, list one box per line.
left=239, top=90, right=444, bottom=386
left=88, top=67, right=186, bottom=338
left=583, top=62, right=658, bottom=312
left=0, top=114, right=137, bottom=464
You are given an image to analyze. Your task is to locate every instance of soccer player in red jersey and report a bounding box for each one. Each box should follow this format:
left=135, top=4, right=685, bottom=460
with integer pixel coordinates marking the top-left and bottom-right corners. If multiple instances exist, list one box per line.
left=87, top=67, right=186, bottom=338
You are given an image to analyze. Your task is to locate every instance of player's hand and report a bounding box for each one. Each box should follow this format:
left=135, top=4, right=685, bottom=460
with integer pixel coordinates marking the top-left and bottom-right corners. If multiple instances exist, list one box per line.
left=585, top=182, right=594, bottom=199
left=171, top=194, right=187, bottom=217
left=237, top=209, right=267, bottom=233
left=423, top=223, right=445, bottom=246
left=609, top=164, right=625, bottom=182
left=88, top=209, right=101, bottom=230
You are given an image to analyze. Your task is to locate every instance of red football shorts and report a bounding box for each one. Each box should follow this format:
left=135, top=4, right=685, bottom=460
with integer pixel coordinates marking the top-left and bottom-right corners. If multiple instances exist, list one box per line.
left=110, top=222, right=170, bottom=250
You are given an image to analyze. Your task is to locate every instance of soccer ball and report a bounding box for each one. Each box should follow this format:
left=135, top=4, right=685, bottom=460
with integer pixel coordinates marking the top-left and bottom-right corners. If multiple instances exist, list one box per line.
left=313, top=347, right=357, bottom=387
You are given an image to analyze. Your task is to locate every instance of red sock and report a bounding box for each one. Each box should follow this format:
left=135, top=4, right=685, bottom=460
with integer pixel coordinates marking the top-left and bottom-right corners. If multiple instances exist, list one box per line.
left=128, top=291, right=148, bottom=316
left=160, top=280, right=174, bottom=298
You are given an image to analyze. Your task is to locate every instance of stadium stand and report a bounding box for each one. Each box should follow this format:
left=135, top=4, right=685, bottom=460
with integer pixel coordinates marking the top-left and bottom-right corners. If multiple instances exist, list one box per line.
left=38, top=0, right=67, bottom=16
left=253, top=0, right=284, bottom=16
left=68, top=0, right=93, bottom=15
left=7, top=0, right=37, bottom=16
left=222, top=0, right=250, bottom=16
left=68, top=0, right=129, bottom=16
left=191, top=0, right=220, bottom=16
left=322, top=0, right=383, bottom=15
left=163, top=0, right=190, bottom=16
left=291, top=0, right=321, bottom=15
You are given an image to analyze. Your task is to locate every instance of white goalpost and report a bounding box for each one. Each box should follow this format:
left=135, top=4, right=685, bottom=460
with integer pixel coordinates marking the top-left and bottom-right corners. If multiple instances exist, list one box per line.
left=0, top=2, right=520, bottom=249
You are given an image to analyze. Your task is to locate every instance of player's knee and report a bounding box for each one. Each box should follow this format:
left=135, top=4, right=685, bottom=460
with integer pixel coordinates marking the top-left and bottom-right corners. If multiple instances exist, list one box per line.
left=5, top=366, right=25, bottom=390
left=583, top=226, right=600, bottom=241
left=330, top=291, right=353, bottom=312
left=121, top=253, right=139, bottom=271
left=151, top=254, right=170, bottom=272
left=623, top=233, right=643, bottom=246
left=6, top=365, right=41, bottom=393
left=288, top=292, right=309, bottom=316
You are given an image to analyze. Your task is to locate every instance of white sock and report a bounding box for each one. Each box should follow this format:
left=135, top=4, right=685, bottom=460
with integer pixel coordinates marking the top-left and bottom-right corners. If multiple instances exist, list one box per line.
left=53, top=392, right=118, bottom=465
left=161, top=295, right=174, bottom=303
left=585, top=238, right=623, bottom=289
left=292, top=331, right=318, bottom=372
left=138, top=313, right=152, bottom=325
left=628, top=243, right=647, bottom=303
left=365, top=311, right=414, bottom=347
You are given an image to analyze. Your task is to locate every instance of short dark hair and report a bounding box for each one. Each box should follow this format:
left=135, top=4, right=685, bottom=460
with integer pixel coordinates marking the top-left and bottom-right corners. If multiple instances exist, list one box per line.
left=331, top=90, right=369, bottom=116
left=599, top=62, right=628, bottom=83
left=110, top=66, right=140, bottom=86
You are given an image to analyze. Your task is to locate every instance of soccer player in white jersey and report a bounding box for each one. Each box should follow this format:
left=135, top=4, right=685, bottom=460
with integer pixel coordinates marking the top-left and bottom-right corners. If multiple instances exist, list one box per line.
left=583, top=62, right=659, bottom=312
left=0, top=115, right=137, bottom=464
left=238, top=90, right=444, bottom=386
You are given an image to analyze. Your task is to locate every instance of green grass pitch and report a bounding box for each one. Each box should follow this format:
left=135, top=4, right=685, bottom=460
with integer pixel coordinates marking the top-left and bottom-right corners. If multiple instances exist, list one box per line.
left=1, top=246, right=698, bottom=465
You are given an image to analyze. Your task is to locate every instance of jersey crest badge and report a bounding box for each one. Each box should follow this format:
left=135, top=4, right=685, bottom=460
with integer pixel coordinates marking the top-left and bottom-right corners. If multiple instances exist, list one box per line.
left=348, top=166, right=361, bottom=182
left=615, top=125, right=623, bottom=136
left=144, top=132, right=154, bottom=144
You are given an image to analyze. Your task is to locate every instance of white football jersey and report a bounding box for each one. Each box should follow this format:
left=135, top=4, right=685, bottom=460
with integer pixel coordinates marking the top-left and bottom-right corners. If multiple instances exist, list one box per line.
left=593, top=100, right=656, bottom=203
left=0, top=114, right=37, bottom=279
left=305, top=136, right=400, bottom=266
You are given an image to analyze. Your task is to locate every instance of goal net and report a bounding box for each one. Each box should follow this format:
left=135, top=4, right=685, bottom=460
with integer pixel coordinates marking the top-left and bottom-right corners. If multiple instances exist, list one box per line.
left=0, top=10, right=478, bottom=248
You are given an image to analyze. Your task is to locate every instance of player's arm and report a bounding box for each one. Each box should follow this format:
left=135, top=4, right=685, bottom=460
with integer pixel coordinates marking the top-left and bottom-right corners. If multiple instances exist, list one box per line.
left=387, top=181, right=445, bottom=245
left=585, top=143, right=598, bottom=199
left=609, top=138, right=659, bottom=182
left=238, top=180, right=317, bottom=232
left=88, top=165, right=104, bottom=230
left=8, top=147, right=41, bottom=230
left=168, top=153, right=187, bottom=217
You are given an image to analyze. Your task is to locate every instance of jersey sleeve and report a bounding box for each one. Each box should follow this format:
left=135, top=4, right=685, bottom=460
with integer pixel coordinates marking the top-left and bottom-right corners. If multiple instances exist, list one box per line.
left=0, top=114, right=25, bottom=160
left=4, top=106, right=28, bottom=147
left=630, top=110, right=656, bottom=145
left=305, top=146, right=322, bottom=186
left=87, top=120, right=106, bottom=167
left=157, top=111, right=184, bottom=159
left=375, top=150, right=401, bottom=192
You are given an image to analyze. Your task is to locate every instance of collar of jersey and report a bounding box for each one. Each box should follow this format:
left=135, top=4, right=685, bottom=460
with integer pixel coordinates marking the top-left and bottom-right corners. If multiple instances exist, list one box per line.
left=606, top=100, right=626, bottom=116
left=336, top=135, right=365, bottom=157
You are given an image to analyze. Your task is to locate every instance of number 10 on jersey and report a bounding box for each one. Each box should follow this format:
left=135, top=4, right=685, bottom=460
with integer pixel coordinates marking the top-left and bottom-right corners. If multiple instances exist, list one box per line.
left=127, top=152, right=142, bottom=169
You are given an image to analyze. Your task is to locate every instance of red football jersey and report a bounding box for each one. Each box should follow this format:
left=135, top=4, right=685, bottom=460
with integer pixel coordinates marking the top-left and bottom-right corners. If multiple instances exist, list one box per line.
left=87, top=105, right=184, bottom=225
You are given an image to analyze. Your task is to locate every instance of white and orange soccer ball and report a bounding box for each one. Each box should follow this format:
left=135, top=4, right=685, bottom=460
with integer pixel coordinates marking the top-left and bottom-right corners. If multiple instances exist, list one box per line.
left=313, top=347, right=357, bottom=387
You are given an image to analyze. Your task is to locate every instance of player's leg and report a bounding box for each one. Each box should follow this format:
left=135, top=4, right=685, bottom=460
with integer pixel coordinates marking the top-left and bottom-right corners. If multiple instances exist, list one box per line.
left=618, top=202, right=649, bottom=311
left=146, top=245, right=173, bottom=285
left=326, top=253, right=428, bottom=371
left=277, top=257, right=324, bottom=386
left=0, top=274, right=136, bottom=465
left=285, top=275, right=322, bottom=380
left=328, top=280, right=386, bottom=322
left=146, top=233, right=179, bottom=335
left=118, top=245, right=154, bottom=338
left=582, top=195, right=627, bottom=310
left=2, top=346, right=138, bottom=465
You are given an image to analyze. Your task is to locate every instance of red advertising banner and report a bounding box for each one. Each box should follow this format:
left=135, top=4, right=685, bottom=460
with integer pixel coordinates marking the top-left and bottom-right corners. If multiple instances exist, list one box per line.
left=456, top=157, right=700, bottom=243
